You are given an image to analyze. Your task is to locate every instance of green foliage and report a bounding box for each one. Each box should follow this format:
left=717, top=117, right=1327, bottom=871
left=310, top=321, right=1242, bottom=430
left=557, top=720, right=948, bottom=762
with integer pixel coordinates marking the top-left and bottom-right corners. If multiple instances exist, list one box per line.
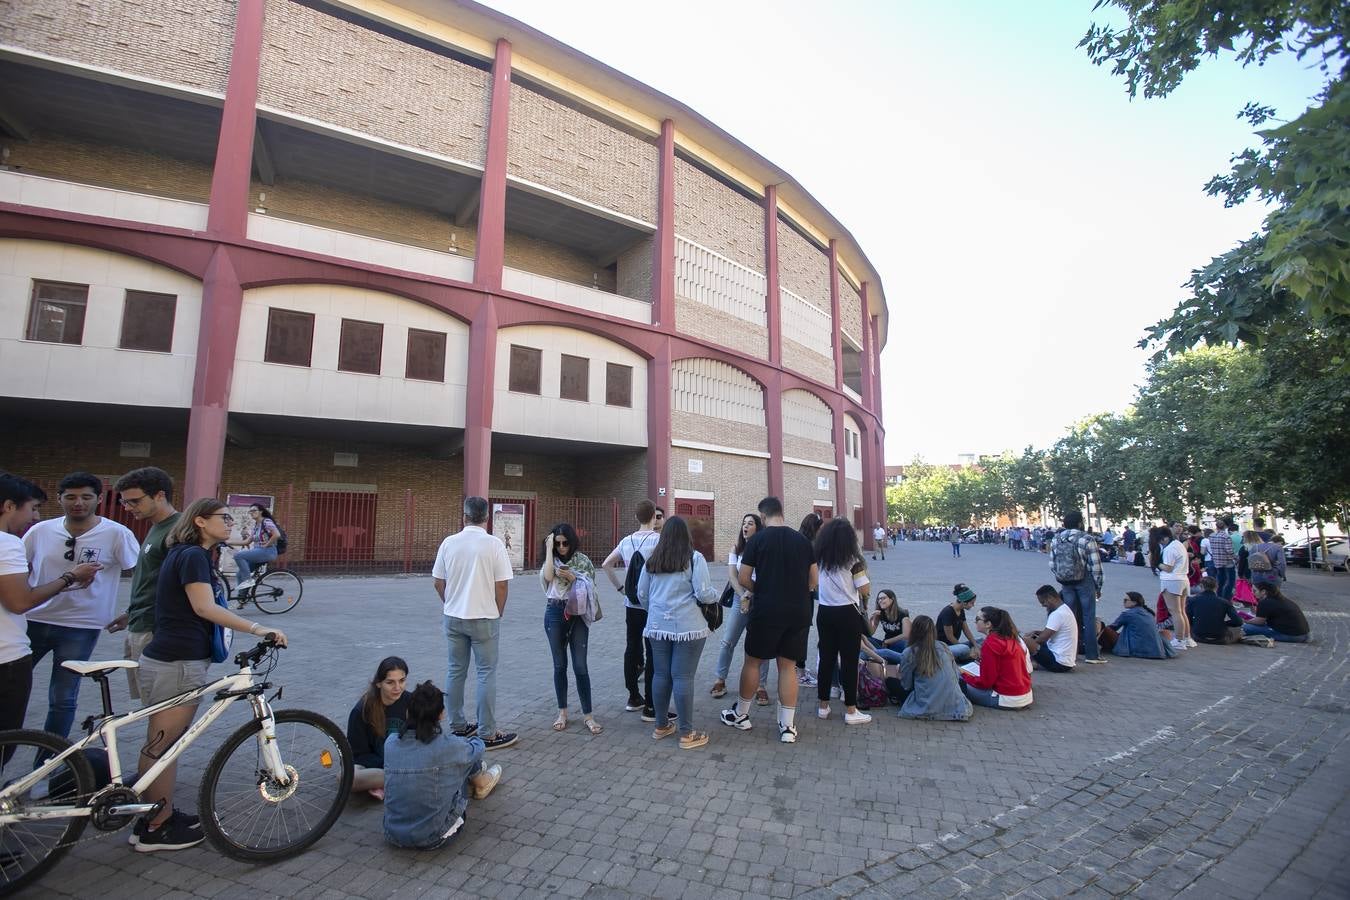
left=1083, top=0, right=1349, bottom=361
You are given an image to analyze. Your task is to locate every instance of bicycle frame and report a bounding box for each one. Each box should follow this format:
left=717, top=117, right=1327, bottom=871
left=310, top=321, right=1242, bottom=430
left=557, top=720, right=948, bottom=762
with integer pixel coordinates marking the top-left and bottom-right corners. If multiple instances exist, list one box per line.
left=0, top=662, right=288, bottom=826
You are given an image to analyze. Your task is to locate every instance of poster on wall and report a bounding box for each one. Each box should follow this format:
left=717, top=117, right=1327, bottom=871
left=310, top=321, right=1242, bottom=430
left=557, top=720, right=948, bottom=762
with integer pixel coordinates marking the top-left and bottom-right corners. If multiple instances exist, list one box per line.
left=493, top=502, right=526, bottom=571
left=220, top=493, right=275, bottom=574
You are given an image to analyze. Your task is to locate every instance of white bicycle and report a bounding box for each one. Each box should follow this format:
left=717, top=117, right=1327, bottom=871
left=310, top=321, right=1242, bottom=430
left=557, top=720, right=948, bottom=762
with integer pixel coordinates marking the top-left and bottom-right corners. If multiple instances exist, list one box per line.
left=0, top=635, right=353, bottom=895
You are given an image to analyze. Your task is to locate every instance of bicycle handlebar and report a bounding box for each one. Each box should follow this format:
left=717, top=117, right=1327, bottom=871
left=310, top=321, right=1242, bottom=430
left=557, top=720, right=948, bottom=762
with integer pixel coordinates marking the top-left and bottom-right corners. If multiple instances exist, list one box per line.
left=236, top=633, right=282, bottom=668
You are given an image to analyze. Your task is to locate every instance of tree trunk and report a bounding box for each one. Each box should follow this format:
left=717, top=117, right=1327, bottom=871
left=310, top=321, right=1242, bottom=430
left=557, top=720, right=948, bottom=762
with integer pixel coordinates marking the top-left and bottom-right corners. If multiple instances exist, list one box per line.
left=1316, top=519, right=1335, bottom=575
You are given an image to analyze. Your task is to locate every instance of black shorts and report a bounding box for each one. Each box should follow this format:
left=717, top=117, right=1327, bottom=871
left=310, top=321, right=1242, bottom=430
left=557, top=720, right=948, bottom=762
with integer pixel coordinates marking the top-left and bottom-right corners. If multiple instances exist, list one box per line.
left=744, top=618, right=810, bottom=662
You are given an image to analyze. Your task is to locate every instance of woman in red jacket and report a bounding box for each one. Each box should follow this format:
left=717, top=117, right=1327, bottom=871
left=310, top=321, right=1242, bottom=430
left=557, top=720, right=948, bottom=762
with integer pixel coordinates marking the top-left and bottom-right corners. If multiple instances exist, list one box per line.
left=959, top=607, right=1033, bottom=710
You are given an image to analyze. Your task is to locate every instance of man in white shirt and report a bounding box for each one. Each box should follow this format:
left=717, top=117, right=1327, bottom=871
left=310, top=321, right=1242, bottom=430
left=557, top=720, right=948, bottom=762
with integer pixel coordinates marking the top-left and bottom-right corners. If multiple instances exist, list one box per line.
left=24, top=472, right=139, bottom=739
left=600, top=500, right=663, bottom=717
left=0, top=473, right=100, bottom=732
left=1157, top=526, right=1195, bottom=651
left=432, top=496, right=516, bottom=751
left=1023, top=585, right=1078, bottom=673
left=872, top=523, right=887, bottom=561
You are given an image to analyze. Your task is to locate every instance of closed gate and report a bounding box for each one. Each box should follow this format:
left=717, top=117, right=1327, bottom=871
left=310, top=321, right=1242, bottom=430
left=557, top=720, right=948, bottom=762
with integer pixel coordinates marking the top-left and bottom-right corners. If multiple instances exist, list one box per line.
left=675, top=498, right=715, bottom=562
left=305, top=490, right=377, bottom=567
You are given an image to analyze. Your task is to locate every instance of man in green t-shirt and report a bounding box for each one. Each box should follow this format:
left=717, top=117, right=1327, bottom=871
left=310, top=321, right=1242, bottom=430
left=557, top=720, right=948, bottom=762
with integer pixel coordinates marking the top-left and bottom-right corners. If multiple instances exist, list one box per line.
left=106, top=468, right=179, bottom=701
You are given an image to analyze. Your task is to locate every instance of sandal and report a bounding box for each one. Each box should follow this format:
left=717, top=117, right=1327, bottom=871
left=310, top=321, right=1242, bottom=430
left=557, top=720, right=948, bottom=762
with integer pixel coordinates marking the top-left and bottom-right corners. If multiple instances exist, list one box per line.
left=679, top=730, right=709, bottom=750
left=652, top=723, right=677, bottom=740
left=584, top=717, right=603, bottom=735
left=552, top=713, right=568, bottom=732
left=710, top=680, right=727, bottom=698
left=755, top=688, right=771, bottom=706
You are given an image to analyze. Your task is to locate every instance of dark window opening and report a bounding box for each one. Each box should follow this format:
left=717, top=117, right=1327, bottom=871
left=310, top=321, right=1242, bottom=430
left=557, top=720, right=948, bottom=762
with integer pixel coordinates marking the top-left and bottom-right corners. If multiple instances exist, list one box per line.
left=264, top=308, right=315, bottom=367
left=338, top=318, right=383, bottom=375
left=509, top=344, right=542, bottom=394
left=606, top=363, right=632, bottom=408
left=560, top=354, right=589, bottom=402
left=119, top=290, right=177, bottom=352
left=405, top=328, right=447, bottom=382
left=26, top=280, right=88, bottom=345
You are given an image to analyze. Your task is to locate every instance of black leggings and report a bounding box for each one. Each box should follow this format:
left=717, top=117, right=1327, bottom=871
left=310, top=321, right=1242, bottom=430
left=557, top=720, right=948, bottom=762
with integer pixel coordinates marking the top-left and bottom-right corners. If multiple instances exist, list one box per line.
left=624, top=606, right=654, bottom=706
left=816, top=605, right=864, bottom=706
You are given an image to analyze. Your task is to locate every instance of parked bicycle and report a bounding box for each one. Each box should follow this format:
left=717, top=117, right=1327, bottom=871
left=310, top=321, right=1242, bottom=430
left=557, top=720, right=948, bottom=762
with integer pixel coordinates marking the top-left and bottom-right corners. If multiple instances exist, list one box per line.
left=0, top=635, right=352, bottom=895
left=219, top=561, right=304, bottom=615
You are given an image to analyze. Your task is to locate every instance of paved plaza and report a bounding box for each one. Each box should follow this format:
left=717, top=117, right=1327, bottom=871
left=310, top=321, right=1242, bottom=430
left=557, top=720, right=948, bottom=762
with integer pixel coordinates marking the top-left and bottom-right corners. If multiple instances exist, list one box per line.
left=20, top=541, right=1350, bottom=899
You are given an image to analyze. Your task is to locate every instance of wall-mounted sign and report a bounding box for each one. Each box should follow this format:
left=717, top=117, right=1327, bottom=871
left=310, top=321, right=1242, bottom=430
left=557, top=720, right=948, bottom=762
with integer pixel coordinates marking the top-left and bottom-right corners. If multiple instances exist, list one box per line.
left=503, top=463, right=524, bottom=477
left=687, top=459, right=703, bottom=474
left=492, top=502, right=526, bottom=570
left=333, top=452, right=359, bottom=467
left=817, top=476, right=830, bottom=491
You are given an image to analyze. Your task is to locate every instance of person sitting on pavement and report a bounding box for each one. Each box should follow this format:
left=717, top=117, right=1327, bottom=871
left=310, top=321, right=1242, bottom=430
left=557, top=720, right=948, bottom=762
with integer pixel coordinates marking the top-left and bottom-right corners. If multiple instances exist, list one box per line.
left=1022, top=585, right=1078, bottom=673
left=1108, top=592, right=1175, bottom=659
left=347, top=655, right=410, bottom=801
left=895, top=615, right=973, bottom=721
left=1186, top=577, right=1245, bottom=645
left=936, top=584, right=981, bottom=663
left=959, top=606, right=1033, bottom=710
left=383, top=681, right=503, bottom=849
left=1242, top=582, right=1311, bottom=644
left=866, top=589, right=910, bottom=663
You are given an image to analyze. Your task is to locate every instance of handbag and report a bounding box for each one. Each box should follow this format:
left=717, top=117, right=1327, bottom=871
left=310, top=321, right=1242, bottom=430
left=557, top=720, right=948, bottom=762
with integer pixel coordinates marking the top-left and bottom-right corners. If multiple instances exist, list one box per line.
left=210, top=580, right=232, bottom=664
left=593, top=590, right=603, bottom=623
left=719, top=581, right=736, bottom=608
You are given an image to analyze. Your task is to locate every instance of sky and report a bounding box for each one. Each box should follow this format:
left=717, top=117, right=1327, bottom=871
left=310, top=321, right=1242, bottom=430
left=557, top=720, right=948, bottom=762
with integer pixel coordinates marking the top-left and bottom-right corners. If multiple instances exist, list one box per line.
left=481, top=0, right=1329, bottom=465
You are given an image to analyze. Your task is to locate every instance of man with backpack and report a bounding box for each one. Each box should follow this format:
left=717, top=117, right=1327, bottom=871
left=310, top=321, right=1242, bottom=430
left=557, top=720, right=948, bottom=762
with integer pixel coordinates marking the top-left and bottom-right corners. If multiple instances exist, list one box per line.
left=601, top=500, right=664, bottom=720
left=1049, top=510, right=1105, bottom=664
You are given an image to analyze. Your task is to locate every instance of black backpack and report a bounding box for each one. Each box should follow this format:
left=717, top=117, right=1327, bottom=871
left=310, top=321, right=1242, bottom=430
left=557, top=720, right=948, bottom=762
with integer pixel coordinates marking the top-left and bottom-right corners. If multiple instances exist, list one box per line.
left=274, top=524, right=288, bottom=556
left=623, top=549, right=645, bottom=606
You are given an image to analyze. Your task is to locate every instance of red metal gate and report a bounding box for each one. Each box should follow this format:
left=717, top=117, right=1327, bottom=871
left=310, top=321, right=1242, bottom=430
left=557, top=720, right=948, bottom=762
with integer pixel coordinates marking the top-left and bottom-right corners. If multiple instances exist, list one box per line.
left=304, top=490, right=377, bottom=567
left=675, top=498, right=715, bottom=561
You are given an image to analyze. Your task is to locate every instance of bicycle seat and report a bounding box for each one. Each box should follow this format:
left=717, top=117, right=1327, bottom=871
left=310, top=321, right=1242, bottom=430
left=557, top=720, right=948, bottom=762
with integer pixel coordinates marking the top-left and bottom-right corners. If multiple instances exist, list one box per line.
left=62, top=659, right=140, bottom=677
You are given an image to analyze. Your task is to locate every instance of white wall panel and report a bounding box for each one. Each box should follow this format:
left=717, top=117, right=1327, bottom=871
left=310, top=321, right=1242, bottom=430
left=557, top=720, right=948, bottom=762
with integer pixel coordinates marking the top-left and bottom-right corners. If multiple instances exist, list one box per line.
left=674, top=236, right=766, bottom=326
left=670, top=358, right=764, bottom=426
left=782, top=388, right=833, bottom=443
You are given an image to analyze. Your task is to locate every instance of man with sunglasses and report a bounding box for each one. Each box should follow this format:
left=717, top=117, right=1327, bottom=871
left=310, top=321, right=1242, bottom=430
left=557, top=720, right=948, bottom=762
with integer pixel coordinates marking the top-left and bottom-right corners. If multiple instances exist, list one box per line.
left=106, top=467, right=179, bottom=701
left=23, top=472, right=139, bottom=740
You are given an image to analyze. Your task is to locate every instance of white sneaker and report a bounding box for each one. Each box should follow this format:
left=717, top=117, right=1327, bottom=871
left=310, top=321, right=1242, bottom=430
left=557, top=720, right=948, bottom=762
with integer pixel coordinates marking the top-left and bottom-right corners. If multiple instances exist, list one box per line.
left=235, top=578, right=256, bottom=592
left=719, top=708, right=752, bottom=730
left=797, top=670, right=817, bottom=687
left=1170, top=639, right=1188, bottom=651
left=1185, top=638, right=1198, bottom=648
left=817, top=706, right=830, bottom=720
left=844, top=711, right=872, bottom=726
left=779, top=724, right=798, bottom=744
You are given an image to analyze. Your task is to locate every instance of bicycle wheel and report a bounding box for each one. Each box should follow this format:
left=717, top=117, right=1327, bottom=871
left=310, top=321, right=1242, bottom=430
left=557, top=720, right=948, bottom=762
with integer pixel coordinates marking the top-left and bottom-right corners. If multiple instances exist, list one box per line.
left=253, top=569, right=302, bottom=614
left=198, top=709, right=352, bottom=862
left=0, top=730, right=96, bottom=897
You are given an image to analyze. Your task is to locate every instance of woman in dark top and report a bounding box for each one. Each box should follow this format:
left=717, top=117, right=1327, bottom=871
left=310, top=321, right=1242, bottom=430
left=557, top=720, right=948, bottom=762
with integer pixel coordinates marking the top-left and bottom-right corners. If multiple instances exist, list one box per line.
left=134, top=498, right=289, bottom=852
left=348, top=656, right=410, bottom=800
left=1243, top=582, right=1311, bottom=643
left=867, top=589, right=909, bottom=663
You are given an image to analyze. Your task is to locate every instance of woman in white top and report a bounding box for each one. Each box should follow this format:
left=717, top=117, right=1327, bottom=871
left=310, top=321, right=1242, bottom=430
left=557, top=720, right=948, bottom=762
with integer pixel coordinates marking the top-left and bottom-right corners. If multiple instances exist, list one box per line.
left=710, top=514, right=769, bottom=704
left=1156, top=526, right=1194, bottom=651
left=812, top=518, right=872, bottom=725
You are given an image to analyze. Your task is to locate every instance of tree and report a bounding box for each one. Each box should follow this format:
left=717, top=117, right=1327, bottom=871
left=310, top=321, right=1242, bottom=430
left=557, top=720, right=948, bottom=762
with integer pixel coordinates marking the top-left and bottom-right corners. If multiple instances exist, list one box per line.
left=1082, top=1, right=1349, bottom=361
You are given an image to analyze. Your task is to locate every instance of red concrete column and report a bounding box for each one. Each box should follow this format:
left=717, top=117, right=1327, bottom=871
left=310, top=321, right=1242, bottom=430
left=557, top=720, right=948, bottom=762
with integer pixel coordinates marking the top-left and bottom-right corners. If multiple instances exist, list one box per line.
left=858, top=418, right=876, bottom=546
left=652, top=119, right=676, bottom=328
left=205, top=0, right=264, bottom=239
left=763, top=185, right=781, bottom=366
left=766, top=371, right=784, bottom=499
left=647, top=337, right=672, bottom=504
left=831, top=396, right=848, bottom=533
left=859, top=282, right=875, bottom=412
left=828, top=240, right=843, bottom=390
left=870, top=315, right=883, bottom=415
left=183, top=247, right=243, bottom=500
left=463, top=295, right=498, bottom=498
left=184, top=0, right=264, bottom=498
left=474, top=39, right=512, bottom=291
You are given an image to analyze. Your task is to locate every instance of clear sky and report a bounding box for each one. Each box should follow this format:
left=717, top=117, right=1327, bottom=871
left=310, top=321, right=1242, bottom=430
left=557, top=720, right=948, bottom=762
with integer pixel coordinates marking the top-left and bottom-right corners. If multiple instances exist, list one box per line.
left=481, top=0, right=1328, bottom=465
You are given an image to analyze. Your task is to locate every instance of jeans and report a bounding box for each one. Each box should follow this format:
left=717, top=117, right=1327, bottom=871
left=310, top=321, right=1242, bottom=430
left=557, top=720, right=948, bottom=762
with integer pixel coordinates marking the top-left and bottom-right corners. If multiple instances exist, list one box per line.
left=649, top=638, right=706, bottom=735
left=962, top=682, right=1001, bottom=709
left=624, top=607, right=654, bottom=707
left=816, top=605, right=863, bottom=706
left=234, top=545, right=278, bottom=583
left=945, top=641, right=974, bottom=662
left=544, top=603, right=591, bottom=714
left=443, top=615, right=500, bottom=735
left=951, top=542, right=961, bottom=557
left=715, top=600, right=769, bottom=687
left=1058, top=579, right=1099, bottom=660
left=1242, top=623, right=1309, bottom=643
left=0, top=655, right=33, bottom=733
left=27, top=621, right=101, bottom=739
left=1214, top=566, right=1236, bottom=601
left=866, top=636, right=906, bottom=664
left=1032, top=642, right=1073, bottom=672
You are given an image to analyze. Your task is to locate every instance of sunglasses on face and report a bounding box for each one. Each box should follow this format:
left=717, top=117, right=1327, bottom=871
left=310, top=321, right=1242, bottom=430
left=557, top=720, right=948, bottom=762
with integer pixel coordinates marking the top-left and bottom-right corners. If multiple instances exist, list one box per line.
left=555, top=539, right=569, bottom=548
left=64, top=537, right=76, bottom=561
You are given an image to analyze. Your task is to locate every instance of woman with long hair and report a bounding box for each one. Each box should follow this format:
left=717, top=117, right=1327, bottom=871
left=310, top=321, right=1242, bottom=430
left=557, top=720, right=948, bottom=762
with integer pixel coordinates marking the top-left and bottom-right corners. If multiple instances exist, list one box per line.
left=1156, top=526, right=1194, bottom=651
left=132, top=498, right=289, bottom=851
left=895, top=615, right=972, bottom=721
left=1108, top=592, right=1175, bottom=659
left=710, top=513, right=769, bottom=704
left=539, top=522, right=600, bottom=734
left=960, top=607, right=1033, bottom=710
left=812, top=518, right=872, bottom=725
left=794, top=512, right=824, bottom=688
left=228, top=503, right=282, bottom=592
left=383, top=681, right=502, bottom=849
left=636, top=516, right=718, bottom=749
left=1243, top=581, right=1311, bottom=643
left=866, top=589, right=910, bottom=663
left=347, top=656, right=410, bottom=800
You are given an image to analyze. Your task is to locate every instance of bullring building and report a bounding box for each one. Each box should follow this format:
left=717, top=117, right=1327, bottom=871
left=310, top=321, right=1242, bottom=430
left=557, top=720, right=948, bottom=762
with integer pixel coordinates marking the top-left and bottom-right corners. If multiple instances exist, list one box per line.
left=0, top=0, right=889, bottom=570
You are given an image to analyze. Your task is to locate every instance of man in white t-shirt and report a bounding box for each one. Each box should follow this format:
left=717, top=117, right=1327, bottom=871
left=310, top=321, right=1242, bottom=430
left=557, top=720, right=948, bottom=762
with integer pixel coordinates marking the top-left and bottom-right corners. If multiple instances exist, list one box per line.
left=432, top=496, right=516, bottom=751
left=24, top=472, right=139, bottom=739
left=872, top=523, right=887, bottom=561
left=1024, top=585, right=1078, bottom=673
left=0, top=474, right=100, bottom=732
left=600, top=500, right=664, bottom=718
left=1157, top=526, right=1194, bottom=651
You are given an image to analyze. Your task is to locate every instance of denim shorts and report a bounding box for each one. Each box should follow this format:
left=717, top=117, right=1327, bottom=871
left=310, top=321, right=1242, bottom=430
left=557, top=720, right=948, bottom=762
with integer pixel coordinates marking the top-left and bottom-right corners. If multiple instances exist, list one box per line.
left=137, top=656, right=211, bottom=707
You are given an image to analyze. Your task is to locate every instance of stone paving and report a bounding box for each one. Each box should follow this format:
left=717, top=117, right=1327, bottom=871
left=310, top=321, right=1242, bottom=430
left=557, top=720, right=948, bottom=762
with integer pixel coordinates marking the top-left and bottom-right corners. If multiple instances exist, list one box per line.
left=18, top=540, right=1349, bottom=898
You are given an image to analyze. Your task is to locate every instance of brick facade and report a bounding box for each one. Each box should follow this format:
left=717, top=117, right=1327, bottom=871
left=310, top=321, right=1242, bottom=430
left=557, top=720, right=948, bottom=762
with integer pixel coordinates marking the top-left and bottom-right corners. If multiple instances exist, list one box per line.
left=504, top=230, right=617, bottom=292
left=0, top=0, right=236, bottom=94
left=782, top=337, right=835, bottom=386
left=3, top=134, right=213, bottom=202
left=616, top=235, right=653, bottom=304
left=846, top=475, right=864, bottom=527
left=674, top=297, right=769, bottom=360
left=671, top=411, right=767, bottom=455
left=673, top=158, right=764, bottom=273
left=839, top=277, right=863, bottom=347
left=0, top=430, right=189, bottom=501
left=776, top=218, right=831, bottom=310
left=669, top=446, right=767, bottom=563
left=783, top=461, right=833, bottom=521
left=507, top=81, right=658, bottom=223
left=259, top=0, right=490, bottom=166
left=784, top=435, right=835, bottom=467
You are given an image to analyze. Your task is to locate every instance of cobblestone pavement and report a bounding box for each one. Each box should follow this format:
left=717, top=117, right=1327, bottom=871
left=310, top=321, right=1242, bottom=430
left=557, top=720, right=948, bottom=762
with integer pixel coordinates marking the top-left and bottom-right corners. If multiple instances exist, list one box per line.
left=19, top=541, right=1348, bottom=898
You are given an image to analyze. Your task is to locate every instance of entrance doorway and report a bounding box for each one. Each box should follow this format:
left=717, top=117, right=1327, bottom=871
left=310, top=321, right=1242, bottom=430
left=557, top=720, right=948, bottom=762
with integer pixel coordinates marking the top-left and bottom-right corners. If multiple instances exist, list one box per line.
left=813, top=504, right=834, bottom=521
left=305, top=490, right=377, bottom=566
left=675, top=497, right=715, bottom=561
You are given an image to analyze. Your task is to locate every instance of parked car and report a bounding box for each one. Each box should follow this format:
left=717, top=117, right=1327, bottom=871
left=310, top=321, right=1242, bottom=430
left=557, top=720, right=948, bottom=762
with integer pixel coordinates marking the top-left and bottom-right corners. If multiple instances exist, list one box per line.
left=1285, top=538, right=1317, bottom=568
left=1287, top=536, right=1347, bottom=570
left=1311, top=537, right=1348, bottom=572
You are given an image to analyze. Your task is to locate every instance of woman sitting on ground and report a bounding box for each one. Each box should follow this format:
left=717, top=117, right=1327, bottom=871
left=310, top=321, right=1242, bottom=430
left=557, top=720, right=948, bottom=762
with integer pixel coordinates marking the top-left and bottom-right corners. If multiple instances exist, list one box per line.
left=1242, top=582, right=1311, bottom=643
left=896, top=615, right=973, bottom=721
left=347, top=656, right=410, bottom=801
left=383, top=681, right=502, bottom=850
left=867, top=589, right=910, bottom=663
left=1109, top=592, right=1175, bottom=659
left=959, top=607, right=1032, bottom=710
